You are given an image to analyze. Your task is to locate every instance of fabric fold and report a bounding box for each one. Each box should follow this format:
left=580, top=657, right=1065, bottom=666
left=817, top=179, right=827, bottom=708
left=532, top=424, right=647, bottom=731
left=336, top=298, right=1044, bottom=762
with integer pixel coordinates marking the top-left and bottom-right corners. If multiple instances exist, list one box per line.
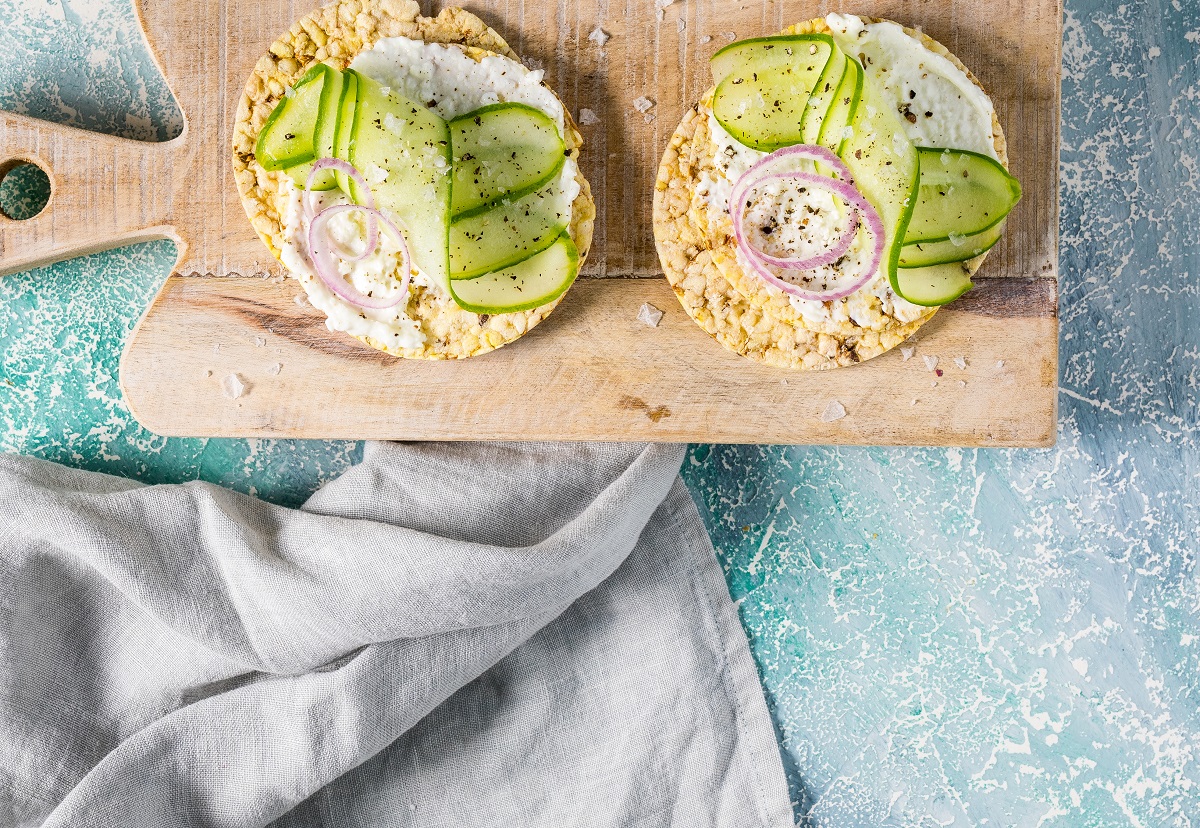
left=0, top=443, right=793, bottom=828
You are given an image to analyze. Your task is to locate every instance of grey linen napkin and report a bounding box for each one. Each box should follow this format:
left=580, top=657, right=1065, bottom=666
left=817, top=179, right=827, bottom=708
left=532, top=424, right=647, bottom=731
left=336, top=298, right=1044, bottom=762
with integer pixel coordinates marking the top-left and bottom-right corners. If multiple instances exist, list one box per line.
left=0, top=441, right=792, bottom=827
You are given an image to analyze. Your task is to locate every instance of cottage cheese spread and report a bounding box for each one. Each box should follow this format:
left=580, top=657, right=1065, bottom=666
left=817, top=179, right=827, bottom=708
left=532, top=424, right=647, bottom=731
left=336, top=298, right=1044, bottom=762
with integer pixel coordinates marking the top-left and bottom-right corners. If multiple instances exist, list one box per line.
left=279, top=37, right=581, bottom=349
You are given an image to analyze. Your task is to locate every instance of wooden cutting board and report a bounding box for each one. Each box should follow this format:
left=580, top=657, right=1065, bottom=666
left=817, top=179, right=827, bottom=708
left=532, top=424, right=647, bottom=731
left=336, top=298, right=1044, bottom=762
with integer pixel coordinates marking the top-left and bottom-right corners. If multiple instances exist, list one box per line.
left=0, top=0, right=1061, bottom=445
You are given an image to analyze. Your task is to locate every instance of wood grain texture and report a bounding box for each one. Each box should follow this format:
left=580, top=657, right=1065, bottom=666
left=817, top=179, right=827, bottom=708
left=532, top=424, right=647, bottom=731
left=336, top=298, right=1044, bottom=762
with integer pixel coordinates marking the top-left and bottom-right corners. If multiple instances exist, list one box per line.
left=0, top=0, right=1062, bottom=445
left=123, top=275, right=1058, bottom=445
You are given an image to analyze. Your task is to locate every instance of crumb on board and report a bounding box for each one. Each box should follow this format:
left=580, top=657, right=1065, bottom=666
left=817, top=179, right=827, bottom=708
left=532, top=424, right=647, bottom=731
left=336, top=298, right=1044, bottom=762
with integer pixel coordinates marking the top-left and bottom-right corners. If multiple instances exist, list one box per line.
left=579, top=108, right=601, bottom=126
left=637, top=302, right=665, bottom=327
left=223, top=373, right=248, bottom=400
left=588, top=26, right=610, bottom=46
left=820, top=400, right=847, bottom=422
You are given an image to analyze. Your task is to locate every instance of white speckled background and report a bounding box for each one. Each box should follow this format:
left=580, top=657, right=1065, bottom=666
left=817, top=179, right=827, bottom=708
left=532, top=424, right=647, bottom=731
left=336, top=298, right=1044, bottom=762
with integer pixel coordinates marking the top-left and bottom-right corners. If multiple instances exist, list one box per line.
left=1, top=0, right=1197, bottom=824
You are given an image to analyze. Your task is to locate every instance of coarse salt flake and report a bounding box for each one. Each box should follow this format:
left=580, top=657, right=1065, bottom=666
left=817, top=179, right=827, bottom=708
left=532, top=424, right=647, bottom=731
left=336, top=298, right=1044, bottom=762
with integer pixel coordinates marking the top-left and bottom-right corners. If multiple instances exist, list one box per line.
left=223, top=373, right=248, bottom=400
left=954, top=356, right=967, bottom=370
left=633, top=96, right=655, bottom=113
left=579, top=108, right=601, bottom=126
left=700, top=34, right=712, bottom=44
left=267, top=363, right=282, bottom=376
left=820, top=400, right=846, bottom=422
left=900, top=346, right=915, bottom=362
left=588, top=26, right=611, bottom=46
left=923, top=355, right=939, bottom=371
left=637, top=302, right=665, bottom=327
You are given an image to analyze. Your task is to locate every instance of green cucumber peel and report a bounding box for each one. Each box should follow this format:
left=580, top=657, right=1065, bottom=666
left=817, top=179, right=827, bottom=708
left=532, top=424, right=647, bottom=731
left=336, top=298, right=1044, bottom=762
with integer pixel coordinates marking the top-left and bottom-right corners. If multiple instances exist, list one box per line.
left=449, top=102, right=567, bottom=219
left=448, top=232, right=580, bottom=314
left=711, top=35, right=834, bottom=151
left=449, top=180, right=568, bottom=280
left=284, top=65, right=345, bottom=190
left=709, top=34, right=835, bottom=85
left=816, top=55, right=863, bottom=157
left=893, top=261, right=975, bottom=306
left=902, top=147, right=1021, bottom=244
left=800, top=48, right=846, bottom=144
left=255, top=63, right=328, bottom=171
left=898, top=221, right=1005, bottom=268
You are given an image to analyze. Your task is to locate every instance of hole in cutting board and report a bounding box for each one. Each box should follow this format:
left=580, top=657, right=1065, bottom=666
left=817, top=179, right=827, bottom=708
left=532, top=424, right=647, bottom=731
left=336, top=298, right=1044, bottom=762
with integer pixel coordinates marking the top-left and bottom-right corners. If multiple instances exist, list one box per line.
left=0, top=160, right=51, bottom=220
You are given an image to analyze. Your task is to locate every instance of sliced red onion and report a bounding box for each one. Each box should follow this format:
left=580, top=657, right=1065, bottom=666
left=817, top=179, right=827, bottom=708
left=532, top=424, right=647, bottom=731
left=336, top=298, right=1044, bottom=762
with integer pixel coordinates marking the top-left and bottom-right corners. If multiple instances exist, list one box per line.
left=307, top=204, right=411, bottom=310
left=728, top=149, right=885, bottom=301
left=305, top=158, right=377, bottom=261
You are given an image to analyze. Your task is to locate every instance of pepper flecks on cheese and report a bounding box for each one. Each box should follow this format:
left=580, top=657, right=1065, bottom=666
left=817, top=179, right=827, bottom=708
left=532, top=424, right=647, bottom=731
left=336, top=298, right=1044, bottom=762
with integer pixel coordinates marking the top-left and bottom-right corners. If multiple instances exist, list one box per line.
left=694, top=14, right=999, bottom=329
left=276, top=36, right=581, bottom=349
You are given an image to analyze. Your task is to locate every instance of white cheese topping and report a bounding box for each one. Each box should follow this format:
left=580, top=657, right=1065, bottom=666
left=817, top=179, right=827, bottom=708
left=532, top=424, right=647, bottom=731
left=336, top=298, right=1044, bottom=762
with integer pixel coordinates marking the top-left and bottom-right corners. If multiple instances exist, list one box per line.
left=279, top=37, right=580, bottom=347
left=696, top=15, right=999, bottom=329
left=825, top=14, right=999, bottom=158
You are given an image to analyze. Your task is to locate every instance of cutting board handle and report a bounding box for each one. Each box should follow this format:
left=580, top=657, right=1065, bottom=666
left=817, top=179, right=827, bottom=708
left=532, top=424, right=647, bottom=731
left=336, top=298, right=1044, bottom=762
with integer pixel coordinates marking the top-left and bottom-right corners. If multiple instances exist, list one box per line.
left=0, top=111, right=183, bottom=277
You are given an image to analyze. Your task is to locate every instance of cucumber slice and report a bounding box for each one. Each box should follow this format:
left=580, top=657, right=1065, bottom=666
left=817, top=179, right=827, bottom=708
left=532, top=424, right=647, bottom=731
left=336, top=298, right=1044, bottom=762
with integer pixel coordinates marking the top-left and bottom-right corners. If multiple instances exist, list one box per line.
left=449, top=103, right=566, bottom=218
left=284, top=66, right=345, bottom=191
left=904, top=148, right=1021, bottom=243
left=449, top=181, right=570, bottom=280
left=835, top=60, right=920, bottom=305
left=710, top=34, right=833, bottom=86
left=898, top=220, right=1005, bottom=268
left=332, top=70, right=359, bottom=194
left=800, top=48, right=846, bottom=144
left=448, top=233, right=579, bottom=313
left=894, top=261, right=975, bottom=307
left=711, top=36, right=833, bottom=151
left=255, top=63, right=328, bottom=170
left=346, top=69, right=452, bottom=292
left=816, top=55, right=863, bottom=156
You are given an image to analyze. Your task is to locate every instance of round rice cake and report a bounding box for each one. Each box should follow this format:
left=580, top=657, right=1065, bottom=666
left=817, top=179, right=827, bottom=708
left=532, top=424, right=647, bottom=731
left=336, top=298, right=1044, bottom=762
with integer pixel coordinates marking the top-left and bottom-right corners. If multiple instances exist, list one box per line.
left=233, top=0, right=595, bottom=360
left=652, top=17, right=1010, bottom=370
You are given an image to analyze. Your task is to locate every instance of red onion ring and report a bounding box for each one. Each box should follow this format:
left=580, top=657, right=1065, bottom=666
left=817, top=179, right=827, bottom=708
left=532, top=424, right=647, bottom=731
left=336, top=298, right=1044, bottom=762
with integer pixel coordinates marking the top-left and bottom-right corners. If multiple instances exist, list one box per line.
left=725, top=144, right=883, bottom=301
left=307, top=204, right=411, bottom=310
left=305, top=159, right=377, bottom=261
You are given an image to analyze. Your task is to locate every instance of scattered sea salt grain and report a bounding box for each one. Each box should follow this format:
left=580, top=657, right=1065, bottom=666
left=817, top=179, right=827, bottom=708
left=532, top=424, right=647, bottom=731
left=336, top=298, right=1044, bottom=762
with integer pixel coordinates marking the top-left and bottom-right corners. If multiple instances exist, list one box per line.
left=677, top=17, right=686, bottom=32
left=588, top=26, right=611, bottom=46
left=633, top=96, right=656, bottom=113
left=954, top=356, right=967, bottom=370
left=700, top=34, right=712, bottom=44
left=655, top=0, right=675, bottom=7
left=911, top=398, right=918, bottom=406
left=266, top=363, right=282, bottom=376
left=223, top=373, right=248, bottom=400
left=213, top=343, right=222, bottom=354
left=923, top=355, right=939, bottom=371
left=254, top=336, right=266, bottom=347
left=820, top=400, right=847, bottom=422
left=958, top=380, right=967, bottom=387
left=996, top=359, right=1005, bottom=369
left=579, top=108, right=601, bottom=126
left=722, top=31, right=737, bottom=41
left=900, top=346, right=915, bottom=362
left=637, top=302, right=665, bottom=327
left=294, top=294, right=307, bottom=306
left=656, top=8, right=664, bottom=21
left=522, top=55, right=544, bottom=71
left=644, top=113, right=656, bottom=124
left=931, top=381, right=938, bottom=388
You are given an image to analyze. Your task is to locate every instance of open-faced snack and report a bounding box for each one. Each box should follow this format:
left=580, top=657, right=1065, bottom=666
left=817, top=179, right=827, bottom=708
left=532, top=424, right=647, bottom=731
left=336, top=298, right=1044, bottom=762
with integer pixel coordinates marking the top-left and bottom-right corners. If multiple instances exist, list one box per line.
left=653, top=15, right=1020, bottom=369
left=233, top=1, right=595, bottom=359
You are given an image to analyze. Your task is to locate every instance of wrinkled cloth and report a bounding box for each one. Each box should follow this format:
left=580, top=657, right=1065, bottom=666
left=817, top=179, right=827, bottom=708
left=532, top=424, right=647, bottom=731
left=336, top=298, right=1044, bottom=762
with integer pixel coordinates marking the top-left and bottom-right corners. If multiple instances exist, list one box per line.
left=0, top=442, right=792, bottom=828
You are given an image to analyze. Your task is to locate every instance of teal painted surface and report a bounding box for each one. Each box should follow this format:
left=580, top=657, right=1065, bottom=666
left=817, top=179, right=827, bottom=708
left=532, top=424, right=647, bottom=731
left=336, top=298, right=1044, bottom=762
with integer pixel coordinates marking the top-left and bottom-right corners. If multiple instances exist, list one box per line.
left=2, top=1, right=1197, bottom=825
